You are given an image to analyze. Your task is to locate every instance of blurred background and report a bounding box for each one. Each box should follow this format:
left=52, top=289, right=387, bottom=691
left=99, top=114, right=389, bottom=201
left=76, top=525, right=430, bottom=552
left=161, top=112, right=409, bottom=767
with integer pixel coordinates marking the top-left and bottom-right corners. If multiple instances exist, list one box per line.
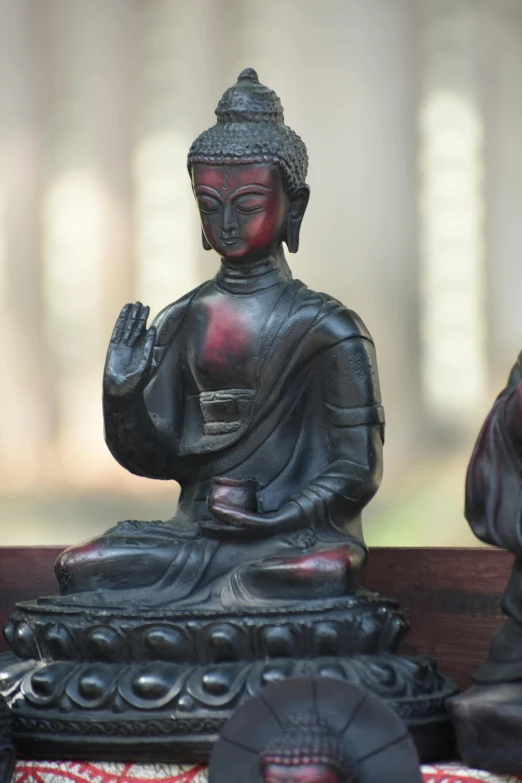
left=0, top=0, right=521, bottom=546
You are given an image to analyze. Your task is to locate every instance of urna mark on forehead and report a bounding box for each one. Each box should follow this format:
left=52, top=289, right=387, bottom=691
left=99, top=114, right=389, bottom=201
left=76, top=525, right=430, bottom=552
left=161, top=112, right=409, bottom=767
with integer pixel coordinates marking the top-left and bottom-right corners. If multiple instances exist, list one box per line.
left=191, top=162, right=283, bottom=195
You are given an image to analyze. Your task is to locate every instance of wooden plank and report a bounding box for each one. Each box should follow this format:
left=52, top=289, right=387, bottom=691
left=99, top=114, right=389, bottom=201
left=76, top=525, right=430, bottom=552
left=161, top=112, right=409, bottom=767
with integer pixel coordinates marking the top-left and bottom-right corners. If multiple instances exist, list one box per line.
left=362, top=548, right=513, bottom=691
left=0, top=546, right=62, bottom=644
left=0, top=546, right=513, bottom=691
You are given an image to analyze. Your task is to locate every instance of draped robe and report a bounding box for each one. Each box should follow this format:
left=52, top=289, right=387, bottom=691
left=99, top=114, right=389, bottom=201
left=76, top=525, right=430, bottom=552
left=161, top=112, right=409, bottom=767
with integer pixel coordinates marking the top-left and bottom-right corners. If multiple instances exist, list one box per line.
left=56, top=258, right=385, bottom=609
left=465, top=351, right=522, bottom=682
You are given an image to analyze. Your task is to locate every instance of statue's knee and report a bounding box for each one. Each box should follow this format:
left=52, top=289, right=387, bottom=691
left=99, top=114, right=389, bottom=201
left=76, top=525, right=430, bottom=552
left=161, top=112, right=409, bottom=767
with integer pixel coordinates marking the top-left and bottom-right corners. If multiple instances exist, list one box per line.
left=235, top=545, right=365, bottom=602
left=54, top=546, right=90, bottom=594
left=55, top=551, right=73, bottom=594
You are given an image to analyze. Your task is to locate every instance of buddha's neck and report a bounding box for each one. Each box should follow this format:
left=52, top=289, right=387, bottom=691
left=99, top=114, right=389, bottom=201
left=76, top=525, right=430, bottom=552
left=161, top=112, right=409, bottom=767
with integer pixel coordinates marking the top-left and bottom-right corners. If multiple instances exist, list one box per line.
left=216, top=246, right=293, bottom=295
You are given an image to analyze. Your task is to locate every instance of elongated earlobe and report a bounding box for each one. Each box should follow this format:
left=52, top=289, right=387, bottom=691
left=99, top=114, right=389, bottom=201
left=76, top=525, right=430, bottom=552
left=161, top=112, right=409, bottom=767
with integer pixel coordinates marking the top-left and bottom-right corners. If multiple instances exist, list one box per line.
left=202, top=230, right=211, bottom=251
left=284, top=184, right=310, bottom=254
left=285, top=216, right=300, bottom=253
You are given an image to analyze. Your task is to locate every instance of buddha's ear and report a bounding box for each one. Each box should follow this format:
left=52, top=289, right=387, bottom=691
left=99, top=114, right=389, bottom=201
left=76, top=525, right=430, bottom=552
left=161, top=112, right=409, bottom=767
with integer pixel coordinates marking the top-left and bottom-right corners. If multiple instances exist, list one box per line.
left=285, top=184, right=310, bottom=253
left=202, top=230, right=212, bottom=251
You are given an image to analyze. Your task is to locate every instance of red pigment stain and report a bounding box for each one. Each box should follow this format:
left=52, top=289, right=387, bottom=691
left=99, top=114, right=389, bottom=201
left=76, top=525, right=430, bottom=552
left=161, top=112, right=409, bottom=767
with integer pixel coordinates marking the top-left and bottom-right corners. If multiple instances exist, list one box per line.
left=262, top=764, right=340, bottom=783
left=202, top=299, right=252, bottom=373
left=283, top=549, right=354, bottom=580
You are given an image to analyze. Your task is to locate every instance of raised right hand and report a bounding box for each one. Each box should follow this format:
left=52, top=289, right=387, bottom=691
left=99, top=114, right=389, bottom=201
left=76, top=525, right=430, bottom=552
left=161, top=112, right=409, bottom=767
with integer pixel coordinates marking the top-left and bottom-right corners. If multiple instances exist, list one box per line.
left=103, top=302, right=156, bottom=398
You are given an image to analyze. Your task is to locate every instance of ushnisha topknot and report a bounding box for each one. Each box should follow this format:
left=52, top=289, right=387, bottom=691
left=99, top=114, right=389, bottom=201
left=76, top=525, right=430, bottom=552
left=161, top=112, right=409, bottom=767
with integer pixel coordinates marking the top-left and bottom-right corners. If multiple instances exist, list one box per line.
left=259, top=711, right=357, bottom=781
left=187, top=68, right=308, bottom=195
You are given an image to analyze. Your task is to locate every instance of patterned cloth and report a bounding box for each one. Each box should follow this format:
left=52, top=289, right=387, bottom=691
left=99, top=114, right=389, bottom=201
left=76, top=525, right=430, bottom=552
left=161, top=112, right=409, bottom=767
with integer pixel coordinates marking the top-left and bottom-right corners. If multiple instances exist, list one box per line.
left=11, top=761, right=522, bottom=783
left=421, top=763, right=522, bottom=783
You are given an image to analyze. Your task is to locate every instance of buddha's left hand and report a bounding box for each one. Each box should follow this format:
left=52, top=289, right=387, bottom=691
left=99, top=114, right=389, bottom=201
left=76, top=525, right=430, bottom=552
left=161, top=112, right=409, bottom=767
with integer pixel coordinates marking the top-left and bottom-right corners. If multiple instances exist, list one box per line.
left=201, top=500, right=305, bottom=538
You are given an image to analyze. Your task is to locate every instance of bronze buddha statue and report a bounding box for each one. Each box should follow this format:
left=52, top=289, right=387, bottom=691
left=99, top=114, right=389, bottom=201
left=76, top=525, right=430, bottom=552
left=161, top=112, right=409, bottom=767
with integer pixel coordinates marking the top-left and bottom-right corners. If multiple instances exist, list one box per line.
left=208, top=677, right=423, bottom=783
left=0, top=69, right=456, bottom=763
left=449, top=350, right=522, bottom=773
left=259, top=712, right=357, bottom=783
left=55, top=67, right=384, bottom=610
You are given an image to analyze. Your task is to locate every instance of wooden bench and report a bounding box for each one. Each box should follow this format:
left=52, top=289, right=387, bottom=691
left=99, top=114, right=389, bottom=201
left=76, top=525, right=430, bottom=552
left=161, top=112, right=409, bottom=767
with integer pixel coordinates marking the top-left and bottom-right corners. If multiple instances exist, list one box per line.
left=0, top=546, right=512, bottom=690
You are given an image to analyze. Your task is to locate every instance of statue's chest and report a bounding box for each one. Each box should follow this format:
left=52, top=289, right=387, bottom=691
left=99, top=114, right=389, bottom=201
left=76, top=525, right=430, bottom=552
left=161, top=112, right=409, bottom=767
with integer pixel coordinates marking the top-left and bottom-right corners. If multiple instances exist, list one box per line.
left=187, top=292, right=268, bottom=390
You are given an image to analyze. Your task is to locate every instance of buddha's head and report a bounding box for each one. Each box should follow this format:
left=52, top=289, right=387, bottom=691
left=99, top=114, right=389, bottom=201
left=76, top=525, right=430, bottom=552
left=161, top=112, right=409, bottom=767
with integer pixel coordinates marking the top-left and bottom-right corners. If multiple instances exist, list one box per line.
left=188, top=68, right=310, bottom=262
left=259, top=712, right=357, bottom=783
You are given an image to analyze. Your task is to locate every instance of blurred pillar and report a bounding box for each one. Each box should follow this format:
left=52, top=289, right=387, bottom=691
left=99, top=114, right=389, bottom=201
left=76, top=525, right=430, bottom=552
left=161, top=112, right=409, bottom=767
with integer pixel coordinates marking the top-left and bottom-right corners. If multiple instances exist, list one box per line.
left=418, top=0, right=487, bottom=434
left=41, top=0, right=136, bottom=481
left=133, top=0, right=250, bottom=316
left=133, top=1, right=199, bottom=318
left=481, top=0, right=522, bottom=382
left=239, top=0, right=421, bottom=464
left=0, top=0, right=48, bottom=483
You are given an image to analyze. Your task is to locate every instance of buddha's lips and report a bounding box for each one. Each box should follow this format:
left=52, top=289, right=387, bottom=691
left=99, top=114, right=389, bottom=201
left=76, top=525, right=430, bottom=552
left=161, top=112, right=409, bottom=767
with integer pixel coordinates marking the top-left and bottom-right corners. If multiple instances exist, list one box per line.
left=202, top=299, right=252, bottom=371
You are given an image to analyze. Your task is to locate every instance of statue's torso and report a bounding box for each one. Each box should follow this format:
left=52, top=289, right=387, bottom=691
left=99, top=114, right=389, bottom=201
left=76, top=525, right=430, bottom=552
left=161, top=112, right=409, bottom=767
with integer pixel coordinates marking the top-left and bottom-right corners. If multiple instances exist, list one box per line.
left=59, top=266, right=381, bottom=604
left=184, top=280, right=287, bottom=439
left=187, top=281, right=284, bottom=389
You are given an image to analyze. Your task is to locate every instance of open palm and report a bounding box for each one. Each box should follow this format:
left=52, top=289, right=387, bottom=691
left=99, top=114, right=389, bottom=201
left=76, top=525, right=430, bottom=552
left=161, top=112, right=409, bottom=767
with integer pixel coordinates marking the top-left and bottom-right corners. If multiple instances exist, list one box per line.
left=103, top=302, right=156, bottom=397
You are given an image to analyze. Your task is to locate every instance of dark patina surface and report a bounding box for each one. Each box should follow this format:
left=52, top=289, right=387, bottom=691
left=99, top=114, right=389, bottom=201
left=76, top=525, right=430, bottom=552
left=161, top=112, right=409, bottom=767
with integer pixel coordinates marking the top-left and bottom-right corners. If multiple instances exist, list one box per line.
left=209, top=677, right=422, bottom=783
left=0, top=69, right=455, bottom=762
left=449, top=351, right=522, bottom=773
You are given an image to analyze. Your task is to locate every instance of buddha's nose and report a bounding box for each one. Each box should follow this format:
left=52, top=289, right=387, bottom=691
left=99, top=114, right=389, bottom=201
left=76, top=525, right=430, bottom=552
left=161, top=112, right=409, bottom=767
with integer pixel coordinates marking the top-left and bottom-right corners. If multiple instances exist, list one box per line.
left=222, top=203, right=237, bottom=235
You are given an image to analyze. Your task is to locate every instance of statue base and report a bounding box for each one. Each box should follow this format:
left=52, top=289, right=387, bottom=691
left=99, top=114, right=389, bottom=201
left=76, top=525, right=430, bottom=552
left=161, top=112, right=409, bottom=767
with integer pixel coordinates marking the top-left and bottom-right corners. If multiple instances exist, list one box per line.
left=448, top=683, right=522, bottom=775
left=0, top=592, right=457, bottom=763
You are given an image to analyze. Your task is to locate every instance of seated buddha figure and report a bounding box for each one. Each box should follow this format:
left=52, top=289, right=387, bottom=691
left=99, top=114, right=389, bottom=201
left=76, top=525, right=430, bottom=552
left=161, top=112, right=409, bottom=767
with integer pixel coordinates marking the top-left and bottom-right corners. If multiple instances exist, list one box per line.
left=448, top=351, right=522, bottom=772
left=463, top=349, right=522, bottom=682
left=56, top=68, right=385, bottom=610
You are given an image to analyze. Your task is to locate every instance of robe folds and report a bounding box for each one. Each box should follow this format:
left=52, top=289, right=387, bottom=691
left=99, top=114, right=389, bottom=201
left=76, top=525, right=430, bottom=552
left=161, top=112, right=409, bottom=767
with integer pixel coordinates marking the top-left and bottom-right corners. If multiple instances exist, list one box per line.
left=57, top=270, right=385, bottom=609
left=465, top=351, right=522, bottom=682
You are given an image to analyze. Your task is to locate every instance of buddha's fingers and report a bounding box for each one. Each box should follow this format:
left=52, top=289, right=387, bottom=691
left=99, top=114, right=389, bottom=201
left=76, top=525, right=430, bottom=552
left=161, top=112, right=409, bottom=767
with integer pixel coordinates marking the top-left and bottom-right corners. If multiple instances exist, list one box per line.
left=209, top=504, right=284, bottom=537
left=200, top=520, right=248, bottom=536
left=210, top=504, right=258, bottom=528
left=127, top=305, right=150, bottom=348
left=138, top=327, right=157, bottom=375
left=110, top=303, right=132, bottom=344
left=123, top=302, right=143, bottom=345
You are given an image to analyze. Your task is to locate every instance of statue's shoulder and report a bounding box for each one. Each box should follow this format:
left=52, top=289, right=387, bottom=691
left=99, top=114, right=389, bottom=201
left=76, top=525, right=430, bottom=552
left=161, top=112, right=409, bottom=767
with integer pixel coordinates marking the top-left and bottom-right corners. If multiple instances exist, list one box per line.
left=296, top=283, right=374, bottom=344
left=152, top=283, right=207, bottom=346
left=507, top=351, right=522, bottom=389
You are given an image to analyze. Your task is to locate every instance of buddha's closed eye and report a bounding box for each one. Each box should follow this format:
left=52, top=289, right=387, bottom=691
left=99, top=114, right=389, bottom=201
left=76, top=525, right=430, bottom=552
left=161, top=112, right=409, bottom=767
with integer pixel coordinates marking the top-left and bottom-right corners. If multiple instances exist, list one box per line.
left=198, top=196, right=220, bottom=213
left=235, top=195, right=264, bottom=213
